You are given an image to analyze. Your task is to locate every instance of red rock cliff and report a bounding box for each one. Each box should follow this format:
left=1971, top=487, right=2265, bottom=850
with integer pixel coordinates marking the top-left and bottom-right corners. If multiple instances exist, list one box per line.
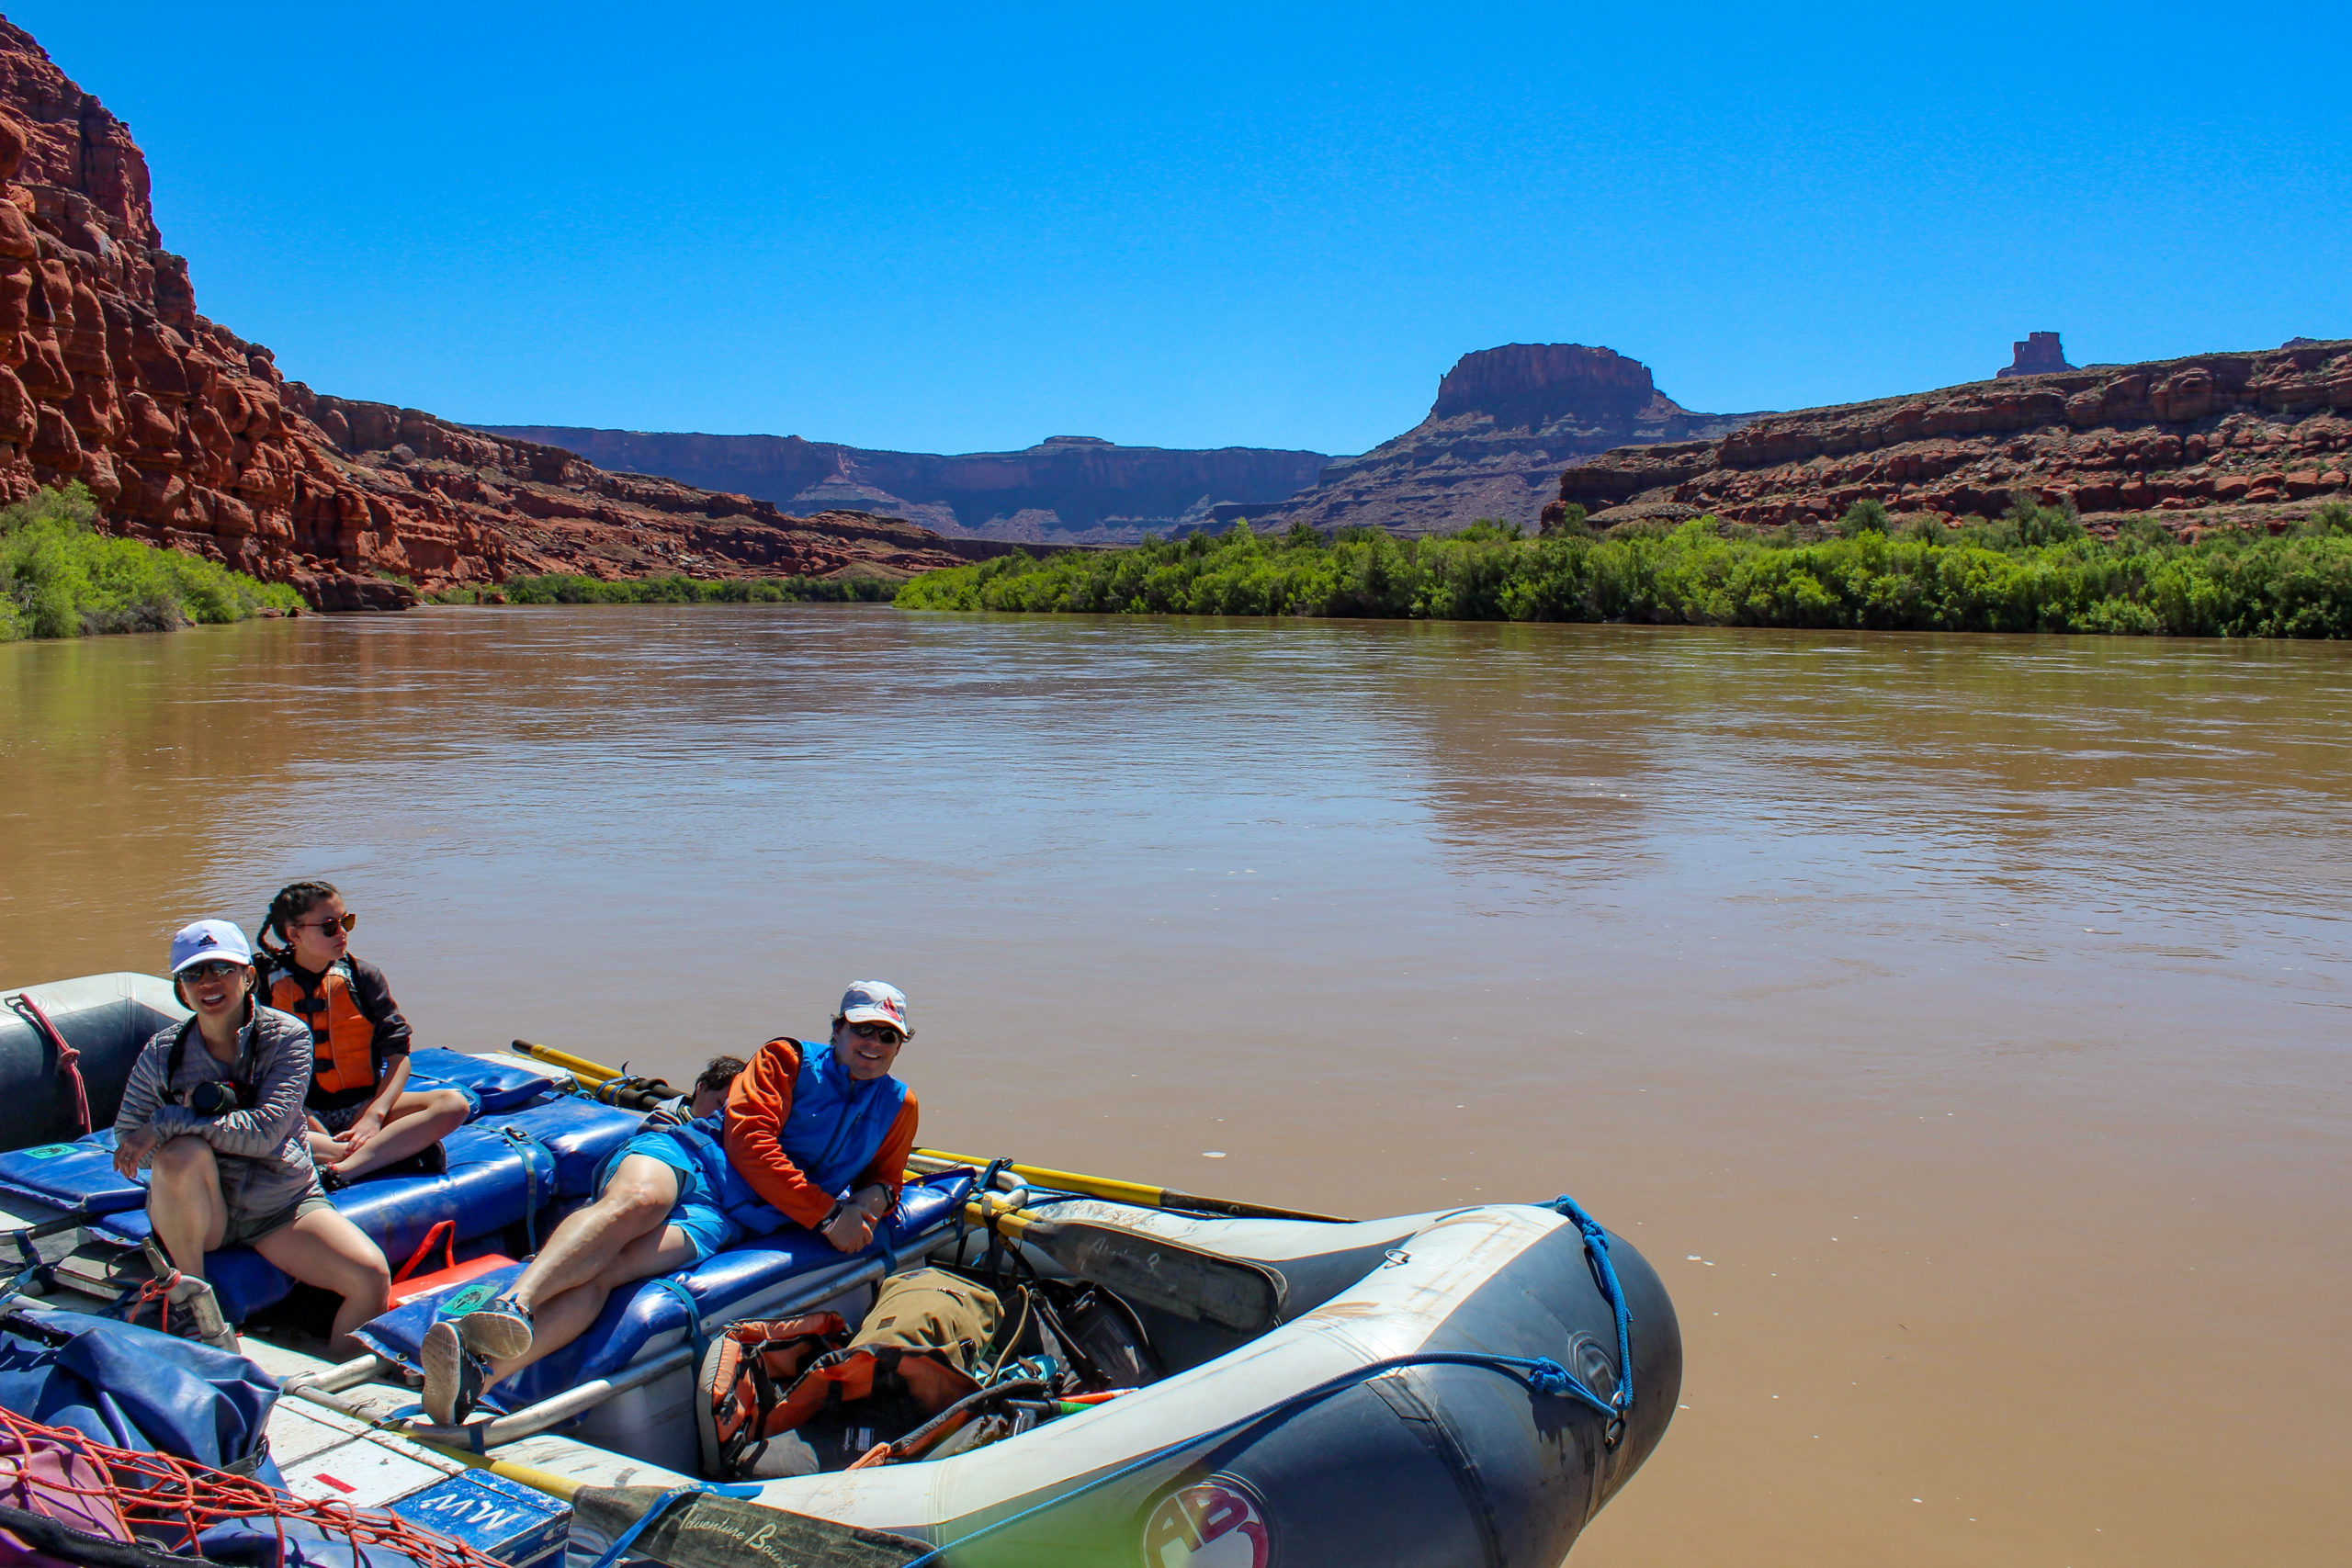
left=0, top=19, right=1007, bottom=607
left=1545, top=343, right=2352, bottom=534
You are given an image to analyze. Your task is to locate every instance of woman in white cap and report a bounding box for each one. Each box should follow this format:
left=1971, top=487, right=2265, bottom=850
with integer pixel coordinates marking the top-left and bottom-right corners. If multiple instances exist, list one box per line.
left=110, top=919, right=391, bottom=1355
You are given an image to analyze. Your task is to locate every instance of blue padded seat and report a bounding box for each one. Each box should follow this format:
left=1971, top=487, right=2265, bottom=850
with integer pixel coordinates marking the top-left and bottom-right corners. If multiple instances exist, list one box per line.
left=401, top=1049, right=566, bottom=1116
left=89, top=1100, right=645, bottom=1322
left=0, top=1129, right=142, bottom=1218
left=356, top=1170, right=976, bottom=1408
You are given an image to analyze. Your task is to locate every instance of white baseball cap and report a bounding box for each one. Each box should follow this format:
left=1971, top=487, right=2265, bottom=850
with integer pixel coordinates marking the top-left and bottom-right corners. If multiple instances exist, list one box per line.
left=838, top=980, right=912, bottom=1038
left=169, top=919, right=254, bottom=974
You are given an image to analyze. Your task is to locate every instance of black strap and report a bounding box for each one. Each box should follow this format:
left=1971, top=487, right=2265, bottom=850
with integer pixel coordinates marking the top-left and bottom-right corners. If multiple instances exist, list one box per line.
left=164, top=1017, right=254, bottom=1111
left=0, top=1502, right=232, bottom=1568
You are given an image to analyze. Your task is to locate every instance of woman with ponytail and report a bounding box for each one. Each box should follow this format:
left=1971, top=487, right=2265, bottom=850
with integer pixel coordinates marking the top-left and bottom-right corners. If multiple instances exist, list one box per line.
left=253, top=882, right=470, bottom=1185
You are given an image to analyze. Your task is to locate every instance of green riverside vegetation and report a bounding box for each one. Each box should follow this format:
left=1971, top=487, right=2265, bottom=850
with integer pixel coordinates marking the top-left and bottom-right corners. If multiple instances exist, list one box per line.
left=894, top=498, right=2352, bottom=637
left=431, top=573, right=898, bottom=605
left=0, top=483, right=304, bottom=643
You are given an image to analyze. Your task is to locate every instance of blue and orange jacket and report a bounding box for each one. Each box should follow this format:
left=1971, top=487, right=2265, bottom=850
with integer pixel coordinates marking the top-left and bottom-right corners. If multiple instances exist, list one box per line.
left=721, top=1036, right=919, bottom=1230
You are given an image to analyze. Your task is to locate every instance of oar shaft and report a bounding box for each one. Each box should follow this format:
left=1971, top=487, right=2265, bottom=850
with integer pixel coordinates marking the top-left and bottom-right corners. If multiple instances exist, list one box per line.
left=509, top=1039, right=618, bottom=1083
left=919, top=1148, right=1351, bottom=1224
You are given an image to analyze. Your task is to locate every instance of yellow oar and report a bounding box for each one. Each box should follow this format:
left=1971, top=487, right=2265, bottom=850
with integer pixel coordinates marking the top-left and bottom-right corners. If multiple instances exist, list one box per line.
left=915, top=1148, right=1351, bottom=1224
left=506, top=1040, right=1351, bottom=1223
left=510, top=1039, right=676, bottom=1109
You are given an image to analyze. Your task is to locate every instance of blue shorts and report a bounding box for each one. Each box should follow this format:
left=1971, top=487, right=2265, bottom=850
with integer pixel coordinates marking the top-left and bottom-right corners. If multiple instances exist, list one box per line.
left=599, top=1128, right=734, bottom=1265
left=598, top=1123, right=791, bottom=1265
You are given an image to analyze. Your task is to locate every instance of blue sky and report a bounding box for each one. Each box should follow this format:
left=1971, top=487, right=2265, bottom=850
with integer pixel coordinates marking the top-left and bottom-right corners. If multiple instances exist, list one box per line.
left=14, top=2, right=2346, bottom=456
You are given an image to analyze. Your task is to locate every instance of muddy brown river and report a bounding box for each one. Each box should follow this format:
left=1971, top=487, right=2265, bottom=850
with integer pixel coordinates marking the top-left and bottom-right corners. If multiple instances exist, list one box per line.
left=5, top=606, right=2346, bottom=1565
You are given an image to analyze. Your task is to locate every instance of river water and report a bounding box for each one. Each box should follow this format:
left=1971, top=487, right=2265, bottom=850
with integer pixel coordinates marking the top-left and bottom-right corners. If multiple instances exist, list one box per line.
left=4, top=606, right=2346, bottom=1565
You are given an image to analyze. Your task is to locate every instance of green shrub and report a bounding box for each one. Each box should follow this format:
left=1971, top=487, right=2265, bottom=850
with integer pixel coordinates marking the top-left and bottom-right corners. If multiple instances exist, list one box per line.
left=2302, top=501, right=2352, bottom=536
left=892, top=511, right=2352, bottom=638
left=1836, top=499, right=1890, bottom=537
left=1541, top=502, right=1590, bottom=539
left=0, top=483, right=302, bottom=642
left=441, top=571, right=900, bottom=606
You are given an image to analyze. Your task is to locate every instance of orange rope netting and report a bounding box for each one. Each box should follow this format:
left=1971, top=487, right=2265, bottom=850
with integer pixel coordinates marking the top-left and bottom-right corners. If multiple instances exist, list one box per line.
left=0, top=1404, right=514, bottom=1568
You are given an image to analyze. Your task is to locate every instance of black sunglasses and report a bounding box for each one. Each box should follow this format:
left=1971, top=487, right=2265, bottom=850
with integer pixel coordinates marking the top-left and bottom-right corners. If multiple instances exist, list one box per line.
left=846, top=1021, right=905, bottom=1045
left=294, top=912, right=357, bottom=935
left=178, top=961, right=246, bottom=983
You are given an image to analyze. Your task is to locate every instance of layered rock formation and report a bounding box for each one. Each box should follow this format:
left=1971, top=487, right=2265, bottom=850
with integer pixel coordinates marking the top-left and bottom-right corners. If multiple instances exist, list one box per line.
left=1244, top=344, right=1759, bottom=536
left=1545, top=342, right=2352, bottom=535
left=476, top=426, right=1335, bottom=546
left=0, top=19, right=1003, bottom=607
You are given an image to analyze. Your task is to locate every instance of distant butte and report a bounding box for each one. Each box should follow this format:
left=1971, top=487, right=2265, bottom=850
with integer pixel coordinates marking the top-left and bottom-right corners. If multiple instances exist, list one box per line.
left=1996, top=332, right=2075, bottom=378
left=1236, top=344, right=1763, bottom=537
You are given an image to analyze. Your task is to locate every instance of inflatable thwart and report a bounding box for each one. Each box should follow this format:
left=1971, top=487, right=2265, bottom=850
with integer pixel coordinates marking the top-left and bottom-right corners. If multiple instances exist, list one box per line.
left=0, top=976, right=1683, bottom=1565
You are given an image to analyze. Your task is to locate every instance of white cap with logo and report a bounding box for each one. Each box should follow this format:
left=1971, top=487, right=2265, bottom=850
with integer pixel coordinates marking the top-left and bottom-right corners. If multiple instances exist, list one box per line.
left=169, top=919, right=254, bottom=974
left=838, top=980, right=912, bottom=1038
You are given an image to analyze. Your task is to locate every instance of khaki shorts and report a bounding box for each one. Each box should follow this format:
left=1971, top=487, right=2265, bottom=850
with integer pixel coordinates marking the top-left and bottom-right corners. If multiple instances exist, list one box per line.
left=220, top=1191, right=334, bottom=1248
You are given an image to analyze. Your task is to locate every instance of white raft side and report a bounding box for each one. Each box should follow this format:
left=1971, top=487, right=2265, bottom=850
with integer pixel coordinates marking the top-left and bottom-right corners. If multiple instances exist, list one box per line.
left=749, top=1202, right=1570, bottom=1535
left=0, top=971, right=185, bottom=1015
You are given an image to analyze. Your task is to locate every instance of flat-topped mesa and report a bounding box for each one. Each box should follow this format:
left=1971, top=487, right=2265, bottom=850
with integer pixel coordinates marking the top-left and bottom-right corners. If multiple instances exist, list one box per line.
left=0, top=17, right=1011, bottom=608
left=1545, top=340, right=2352, bottom=536
left=1242, top=343, right=1760, bottom=537
left=1996, top=332, right=2075, bottom=379
left=1429, top=343, right=1662, bottom=425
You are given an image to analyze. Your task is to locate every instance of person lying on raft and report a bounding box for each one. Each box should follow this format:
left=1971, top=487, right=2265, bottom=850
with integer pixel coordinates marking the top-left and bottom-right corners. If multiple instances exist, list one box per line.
left=111, top=919, right=393, bottom=1356
left=254, top=881, right=469, bottom=1187
left=639, top=1055, right=746, bottom=1128
left=421, top=982, right=922, bottom=1426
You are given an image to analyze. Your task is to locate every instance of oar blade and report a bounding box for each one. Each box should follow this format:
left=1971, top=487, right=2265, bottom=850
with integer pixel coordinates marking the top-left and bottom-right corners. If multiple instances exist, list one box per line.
left=574, top=1488, right=932, bottom=1568
left=1027, top=1221, right=1285, bottom=1334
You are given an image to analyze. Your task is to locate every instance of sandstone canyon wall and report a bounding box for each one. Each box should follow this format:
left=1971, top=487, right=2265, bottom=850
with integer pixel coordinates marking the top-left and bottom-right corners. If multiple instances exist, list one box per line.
left=1247, top=344, right=1760, bottom=536
left=0, top=19, right=1004, bottom=608
left=1545, top=342, right=2352, bottom=535
left=477, top=427, right=1336, bottom=546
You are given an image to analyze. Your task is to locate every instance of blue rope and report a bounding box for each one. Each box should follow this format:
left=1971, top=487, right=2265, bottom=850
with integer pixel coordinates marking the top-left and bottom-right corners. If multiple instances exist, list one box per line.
left=580, top=1482, right=761, bottom=1568
left=897, top=1192, right=1635, bottom=1566
left=497, top=1125, right=546, bottom=1256
left=644, top=1275, right=710, bottom=1370
left=1541, top=1192, right=1635, bottom=1439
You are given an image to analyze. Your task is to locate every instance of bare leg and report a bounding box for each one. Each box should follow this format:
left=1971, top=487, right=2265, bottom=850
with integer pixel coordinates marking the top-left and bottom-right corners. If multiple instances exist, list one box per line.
left=331, top=1089, right=471, bottom=1179
left=422, top=1156, right=683, bottom=1422
left=146, top=1136, right=229, bottom=1279
left=486, top=1222, right=700, bottom=1384
left=506, top=1156, right=681, bottom=1313
left=254, top=1207, right=393, bottom=1358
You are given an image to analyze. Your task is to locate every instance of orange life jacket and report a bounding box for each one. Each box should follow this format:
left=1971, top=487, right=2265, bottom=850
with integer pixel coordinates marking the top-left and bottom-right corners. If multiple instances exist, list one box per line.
left=269, top=958, right=377, bottom=1097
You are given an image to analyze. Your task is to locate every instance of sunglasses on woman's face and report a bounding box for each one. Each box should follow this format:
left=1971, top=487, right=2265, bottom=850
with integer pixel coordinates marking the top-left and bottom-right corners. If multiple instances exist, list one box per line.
left=298, top=913, right=357, bottom=935
left=179, top=961, right=246, bottom=983
left=847, top=1022, right=905, bottom=1046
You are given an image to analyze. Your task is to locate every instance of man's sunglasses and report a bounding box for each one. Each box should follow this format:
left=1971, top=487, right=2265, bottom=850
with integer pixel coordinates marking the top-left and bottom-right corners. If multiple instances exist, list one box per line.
left=178, top=961, right=246, bottom=983
left=294, top=913, right=357, bottom=935
left=847, top=1022, right=905, bottom=1045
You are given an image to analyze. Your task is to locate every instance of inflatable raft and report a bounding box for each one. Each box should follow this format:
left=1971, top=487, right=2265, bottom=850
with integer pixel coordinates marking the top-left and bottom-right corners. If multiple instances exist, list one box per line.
left=0, top=973, right=1682, bottom=1566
